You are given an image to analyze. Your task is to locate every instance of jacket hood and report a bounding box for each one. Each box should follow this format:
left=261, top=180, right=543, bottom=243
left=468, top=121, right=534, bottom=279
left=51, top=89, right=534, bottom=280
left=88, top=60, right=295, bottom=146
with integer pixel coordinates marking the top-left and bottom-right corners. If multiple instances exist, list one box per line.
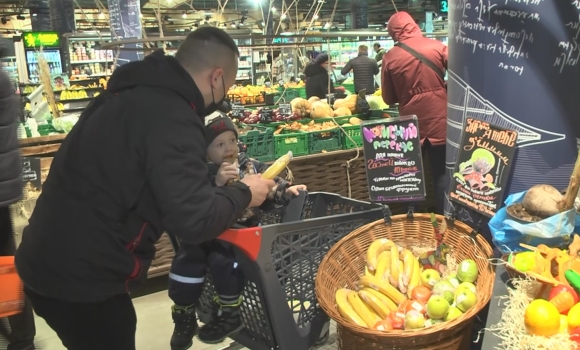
left=304, top=63, right=328, bottom=77
left=107, top=49, right=207, bottom=116
left=388, top=12, right=422, bottom=42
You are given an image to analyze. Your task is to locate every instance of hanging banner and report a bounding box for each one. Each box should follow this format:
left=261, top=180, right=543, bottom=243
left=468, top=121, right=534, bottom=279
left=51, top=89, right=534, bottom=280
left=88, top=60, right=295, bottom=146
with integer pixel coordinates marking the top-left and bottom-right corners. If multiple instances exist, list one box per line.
left=29, top=0, right=51, bottom=32
left=108, top=0, right=143, bottom=66
left=445, top=0, right=580, bottom=226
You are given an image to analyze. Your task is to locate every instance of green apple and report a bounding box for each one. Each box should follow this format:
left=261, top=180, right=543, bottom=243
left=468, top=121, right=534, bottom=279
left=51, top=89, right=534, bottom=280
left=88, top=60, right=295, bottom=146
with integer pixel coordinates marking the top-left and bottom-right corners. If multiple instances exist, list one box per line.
left=426, top=295, right=450, bottom=319
left=421, top=269, right=441, bottom=290
left=456, top=259, right=479, bottom=283
left=445, top=306, right=463, bottom=321
left=445, top=275, right=460, bottom=289
left=455, top=288, right=477, bottom=313
left=432, top=280, right=455, bottom=304
left=404, top=309, right=426, bottom=329
left=455, top=282, right=477, bottom=299
left=425, top=318, right=445, bottom=328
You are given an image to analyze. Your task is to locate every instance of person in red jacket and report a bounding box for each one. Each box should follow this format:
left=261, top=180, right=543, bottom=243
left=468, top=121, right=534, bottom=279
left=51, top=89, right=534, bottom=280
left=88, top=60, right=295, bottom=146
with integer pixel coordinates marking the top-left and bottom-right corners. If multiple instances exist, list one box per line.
left=381, top=11, right=448, bottom=215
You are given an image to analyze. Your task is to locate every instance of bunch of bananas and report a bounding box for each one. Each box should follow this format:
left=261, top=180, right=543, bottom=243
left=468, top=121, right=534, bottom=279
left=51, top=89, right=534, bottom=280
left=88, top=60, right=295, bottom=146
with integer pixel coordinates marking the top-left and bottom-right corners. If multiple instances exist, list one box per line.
left=60, top=89, right=88, bottom=101
left=334, top=238, right=423, bottom=330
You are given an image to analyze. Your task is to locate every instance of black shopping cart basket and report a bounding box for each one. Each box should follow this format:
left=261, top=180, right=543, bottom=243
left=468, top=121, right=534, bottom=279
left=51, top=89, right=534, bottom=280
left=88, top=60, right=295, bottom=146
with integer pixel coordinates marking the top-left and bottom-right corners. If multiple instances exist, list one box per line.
left=169, top=192, right=382, bottom=350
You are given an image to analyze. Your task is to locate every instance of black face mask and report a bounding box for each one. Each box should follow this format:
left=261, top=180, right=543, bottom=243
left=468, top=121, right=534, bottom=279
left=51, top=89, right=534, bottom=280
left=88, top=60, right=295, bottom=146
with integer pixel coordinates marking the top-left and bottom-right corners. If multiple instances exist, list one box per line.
left=206, top=75, right=231, bottom=115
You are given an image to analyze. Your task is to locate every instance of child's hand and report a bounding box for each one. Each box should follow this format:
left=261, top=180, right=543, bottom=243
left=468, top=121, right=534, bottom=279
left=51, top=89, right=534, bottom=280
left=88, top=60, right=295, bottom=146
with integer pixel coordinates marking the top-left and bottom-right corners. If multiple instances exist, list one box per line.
left=216, top=162, right=239, bottom=186
left=286, top=184, right=307, bottom=197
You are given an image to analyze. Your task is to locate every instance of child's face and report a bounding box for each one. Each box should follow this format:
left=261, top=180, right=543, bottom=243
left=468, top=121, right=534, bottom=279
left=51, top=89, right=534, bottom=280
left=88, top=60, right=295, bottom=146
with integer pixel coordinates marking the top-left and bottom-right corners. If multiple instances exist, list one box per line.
left=207, top=130, right=238, bottom=164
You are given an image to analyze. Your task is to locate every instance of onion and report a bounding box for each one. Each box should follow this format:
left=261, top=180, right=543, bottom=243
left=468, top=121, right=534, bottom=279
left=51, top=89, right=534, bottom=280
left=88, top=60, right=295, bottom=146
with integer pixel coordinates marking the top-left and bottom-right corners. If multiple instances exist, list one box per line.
left=522, top=184, right=563, bottom=218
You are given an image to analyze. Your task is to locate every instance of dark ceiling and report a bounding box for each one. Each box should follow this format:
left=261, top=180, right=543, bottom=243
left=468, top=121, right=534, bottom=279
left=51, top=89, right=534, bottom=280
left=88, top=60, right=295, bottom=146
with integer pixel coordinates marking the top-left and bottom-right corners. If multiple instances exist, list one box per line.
left=0, top=0, right=439, bottom=32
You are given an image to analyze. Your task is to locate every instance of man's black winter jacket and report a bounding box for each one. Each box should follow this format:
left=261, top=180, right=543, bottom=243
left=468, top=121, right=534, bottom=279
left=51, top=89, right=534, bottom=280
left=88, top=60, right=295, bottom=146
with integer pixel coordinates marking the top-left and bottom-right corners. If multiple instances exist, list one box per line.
left=15, top=50, right=252, bottom=303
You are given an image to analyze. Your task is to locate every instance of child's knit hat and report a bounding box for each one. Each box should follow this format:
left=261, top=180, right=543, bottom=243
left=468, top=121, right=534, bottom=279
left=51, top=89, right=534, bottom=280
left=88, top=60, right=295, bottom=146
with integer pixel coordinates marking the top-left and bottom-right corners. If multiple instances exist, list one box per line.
left=205, top=114, right=238, bottom=146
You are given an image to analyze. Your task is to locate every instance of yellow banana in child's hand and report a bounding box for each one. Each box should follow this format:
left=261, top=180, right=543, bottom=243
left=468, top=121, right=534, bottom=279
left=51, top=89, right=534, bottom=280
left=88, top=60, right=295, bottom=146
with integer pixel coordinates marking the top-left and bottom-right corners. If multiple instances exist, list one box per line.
left=359, top=289, right=391, bottom=318
left=374, top=251, right=391, bottom=281
left=366, top=238, right=395, bottom=272
left=335, top=289, right=367, bottom=327
left=360, top=275, right=407, bottom=305
left=347, top=290, right=381, bottom=327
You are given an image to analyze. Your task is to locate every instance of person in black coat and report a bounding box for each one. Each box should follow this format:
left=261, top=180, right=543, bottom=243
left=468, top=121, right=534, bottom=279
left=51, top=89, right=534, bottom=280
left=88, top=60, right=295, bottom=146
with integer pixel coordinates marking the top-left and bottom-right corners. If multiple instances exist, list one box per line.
left=0, top=39, right=36, bottom=350
left=15, top=27, right=275, bottom=350
left=305, top=53, right=334, bottom=99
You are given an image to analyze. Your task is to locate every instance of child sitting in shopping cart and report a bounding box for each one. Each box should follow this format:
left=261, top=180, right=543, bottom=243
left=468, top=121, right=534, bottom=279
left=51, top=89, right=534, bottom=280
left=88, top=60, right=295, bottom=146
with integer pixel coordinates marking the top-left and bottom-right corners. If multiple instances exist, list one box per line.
left=168, top=114, right=306, bottom=350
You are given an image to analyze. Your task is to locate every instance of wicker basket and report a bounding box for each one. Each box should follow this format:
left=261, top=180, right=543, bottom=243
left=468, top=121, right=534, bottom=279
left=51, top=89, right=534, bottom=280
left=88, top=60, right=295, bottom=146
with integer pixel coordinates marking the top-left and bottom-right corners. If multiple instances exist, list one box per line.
left=315, top=214, right=495, bottom=350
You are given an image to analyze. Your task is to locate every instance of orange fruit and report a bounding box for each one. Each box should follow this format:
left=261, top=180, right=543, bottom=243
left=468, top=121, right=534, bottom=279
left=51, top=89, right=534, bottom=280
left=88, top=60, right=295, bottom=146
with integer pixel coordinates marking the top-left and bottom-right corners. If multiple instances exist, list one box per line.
left=524, top=299, right=560, bottom=336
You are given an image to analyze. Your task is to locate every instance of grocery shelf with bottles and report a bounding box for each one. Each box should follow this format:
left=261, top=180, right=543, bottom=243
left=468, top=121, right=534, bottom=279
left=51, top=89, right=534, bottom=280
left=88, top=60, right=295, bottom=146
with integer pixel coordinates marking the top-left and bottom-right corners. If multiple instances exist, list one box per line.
left=1, top=56, right=19, bottom=82
left=62, top=33, right=115, bottom=80
left=21, top=31, right=63, bottom=83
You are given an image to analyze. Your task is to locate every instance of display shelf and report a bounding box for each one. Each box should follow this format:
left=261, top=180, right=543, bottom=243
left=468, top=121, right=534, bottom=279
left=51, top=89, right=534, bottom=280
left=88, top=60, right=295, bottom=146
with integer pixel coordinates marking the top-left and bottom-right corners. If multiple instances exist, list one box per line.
left=1, top=56, right=19, bottom=82
left=63, top=33, right=115, bottom=78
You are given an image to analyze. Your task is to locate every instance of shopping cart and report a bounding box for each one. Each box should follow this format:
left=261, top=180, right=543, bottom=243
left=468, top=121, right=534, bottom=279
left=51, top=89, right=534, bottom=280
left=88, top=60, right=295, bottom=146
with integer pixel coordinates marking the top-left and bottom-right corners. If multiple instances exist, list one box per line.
left=169, top=192, right=383, bottom=350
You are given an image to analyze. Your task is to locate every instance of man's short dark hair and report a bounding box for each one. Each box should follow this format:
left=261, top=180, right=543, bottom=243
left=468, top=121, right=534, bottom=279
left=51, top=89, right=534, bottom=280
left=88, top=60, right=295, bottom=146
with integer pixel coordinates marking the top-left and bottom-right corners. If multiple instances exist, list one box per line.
left=175, top=27, right=239, bottom=73
left=374, top=43, right=380, bottom=48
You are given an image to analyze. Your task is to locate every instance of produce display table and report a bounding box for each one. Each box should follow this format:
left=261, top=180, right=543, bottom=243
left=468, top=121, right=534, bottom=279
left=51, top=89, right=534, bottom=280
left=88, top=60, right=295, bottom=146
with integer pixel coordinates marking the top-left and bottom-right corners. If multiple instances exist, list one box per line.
left=481, top=265, right=510, bottom=349
left=19, top=134, right=66, bottom=156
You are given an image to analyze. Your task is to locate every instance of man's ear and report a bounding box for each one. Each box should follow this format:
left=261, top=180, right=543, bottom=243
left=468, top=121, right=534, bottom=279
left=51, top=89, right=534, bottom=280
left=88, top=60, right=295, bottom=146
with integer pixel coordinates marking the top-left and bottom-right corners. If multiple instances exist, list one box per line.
left=211, top=68, right=224, bottom=88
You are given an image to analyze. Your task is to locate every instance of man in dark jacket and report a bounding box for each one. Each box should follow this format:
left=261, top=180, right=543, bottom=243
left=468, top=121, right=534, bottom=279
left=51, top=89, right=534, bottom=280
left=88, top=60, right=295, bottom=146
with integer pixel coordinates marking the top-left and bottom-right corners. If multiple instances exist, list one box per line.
left=0, top=39, right=36, bottom=350
left=373, top=43, right=386, bottom=62
left=305, top=53, right=334, bottom=99
left=341, top=45, right=379, bottom=94
left=15, top=27, right=275, bottom=350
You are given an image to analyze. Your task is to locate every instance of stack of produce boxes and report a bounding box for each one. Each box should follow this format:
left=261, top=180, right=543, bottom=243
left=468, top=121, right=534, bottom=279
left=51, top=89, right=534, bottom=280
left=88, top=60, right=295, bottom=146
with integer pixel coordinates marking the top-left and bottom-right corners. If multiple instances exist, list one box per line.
left=230, top=95, right=399, bottom=160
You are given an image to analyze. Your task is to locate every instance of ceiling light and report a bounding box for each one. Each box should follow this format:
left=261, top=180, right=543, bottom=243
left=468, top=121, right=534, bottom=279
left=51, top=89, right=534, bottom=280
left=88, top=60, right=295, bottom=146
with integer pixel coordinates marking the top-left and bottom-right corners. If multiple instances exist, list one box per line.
left=261, top=21, right=265, bottom=26
left=313, top=14, right=319, bottom=20
left=324, top=22, right=330, bottom=29
left=231, top=23, right=236, bottom=28
left=281, top=14, right=287, bottom=20
left=271, top=7, right=276, bottom=12
left=182, top=11, right=187, bottom=19
left=98, top=10, right=105, bottom=19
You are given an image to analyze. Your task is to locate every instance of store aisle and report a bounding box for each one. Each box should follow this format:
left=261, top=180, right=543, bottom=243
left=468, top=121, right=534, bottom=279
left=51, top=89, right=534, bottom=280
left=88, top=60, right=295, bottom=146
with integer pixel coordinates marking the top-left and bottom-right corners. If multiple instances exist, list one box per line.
left=34, top=292, right=237, bottom=350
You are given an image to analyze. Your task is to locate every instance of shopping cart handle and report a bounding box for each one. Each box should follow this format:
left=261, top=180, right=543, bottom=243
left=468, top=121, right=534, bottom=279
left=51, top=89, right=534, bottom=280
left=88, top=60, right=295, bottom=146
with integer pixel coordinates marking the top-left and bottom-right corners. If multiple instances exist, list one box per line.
left=217, top=226, right=263, bottom=262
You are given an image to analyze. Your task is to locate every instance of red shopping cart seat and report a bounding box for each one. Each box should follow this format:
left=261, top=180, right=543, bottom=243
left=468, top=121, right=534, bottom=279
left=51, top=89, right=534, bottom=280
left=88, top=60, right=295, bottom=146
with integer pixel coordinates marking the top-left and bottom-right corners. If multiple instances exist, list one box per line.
left=217, top=227, right=263, bottom=262
left=0, top=256, right=24, bottom=318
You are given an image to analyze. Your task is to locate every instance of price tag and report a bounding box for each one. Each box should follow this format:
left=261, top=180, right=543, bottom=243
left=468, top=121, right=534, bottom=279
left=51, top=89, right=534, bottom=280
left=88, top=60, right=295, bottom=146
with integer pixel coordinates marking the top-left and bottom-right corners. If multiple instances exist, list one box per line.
left=21, top=157, right=42, bottom=189
left=278, top=103, right=292, bottom=116
left=260, top=108, right=273, bottom=123
left=231, top=104, right=245, bottom=118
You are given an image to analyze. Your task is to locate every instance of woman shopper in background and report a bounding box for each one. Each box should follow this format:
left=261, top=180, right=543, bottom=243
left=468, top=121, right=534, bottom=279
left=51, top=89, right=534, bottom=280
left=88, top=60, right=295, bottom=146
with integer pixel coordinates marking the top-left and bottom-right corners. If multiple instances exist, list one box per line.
left=0, top=39, right=37, bottom=350
left=381, top=11, right=448, bottom=214
left=305, top=53, right=334, bottom=99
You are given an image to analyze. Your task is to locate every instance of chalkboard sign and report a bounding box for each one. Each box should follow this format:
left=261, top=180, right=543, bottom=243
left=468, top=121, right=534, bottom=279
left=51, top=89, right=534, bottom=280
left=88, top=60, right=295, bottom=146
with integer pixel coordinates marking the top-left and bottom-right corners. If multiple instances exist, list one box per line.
left=278, top=103, right=292, bottom=116
left=361, top=115, right=426, bottom=203
left=260, top=108, right=273, bottom=123
left=449, top=118, right=518, bottom=217
left=231, top=104, right=244, bottom=118
left=21, top=157, right=42, bottom=189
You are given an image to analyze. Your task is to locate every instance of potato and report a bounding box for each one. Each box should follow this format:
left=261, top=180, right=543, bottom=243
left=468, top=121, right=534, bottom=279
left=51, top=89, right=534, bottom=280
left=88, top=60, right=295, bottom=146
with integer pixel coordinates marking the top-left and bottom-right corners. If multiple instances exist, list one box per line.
left=522, top=184, right=563, bottom=218
left=349, top=117, right=362, bottom=125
